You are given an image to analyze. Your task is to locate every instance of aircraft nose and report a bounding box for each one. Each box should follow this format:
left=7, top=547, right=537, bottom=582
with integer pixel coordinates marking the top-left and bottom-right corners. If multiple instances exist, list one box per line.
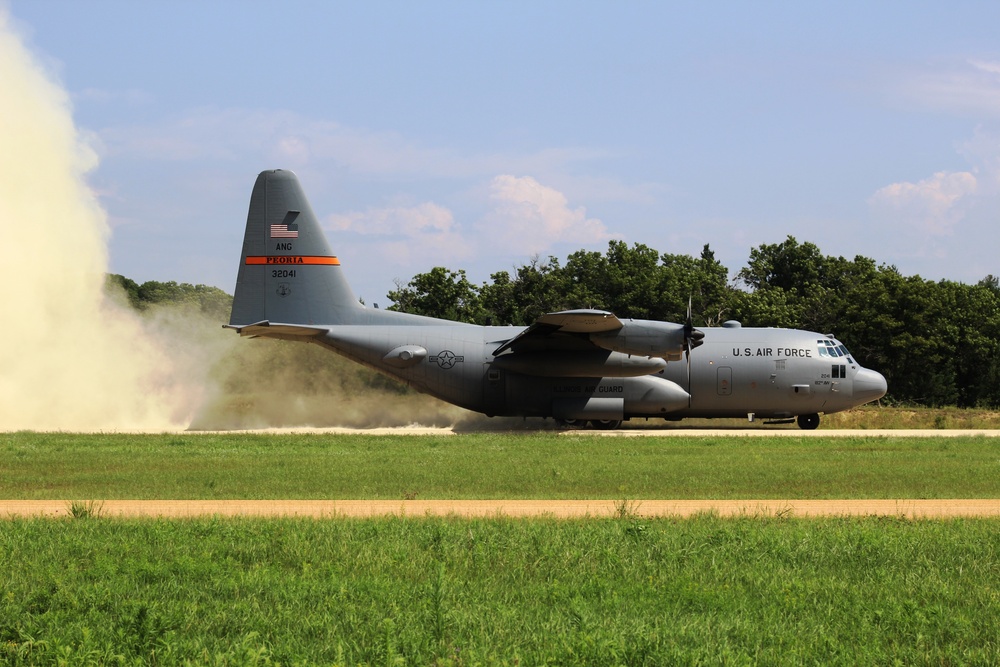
left=853, top=368, right=887, bottom=403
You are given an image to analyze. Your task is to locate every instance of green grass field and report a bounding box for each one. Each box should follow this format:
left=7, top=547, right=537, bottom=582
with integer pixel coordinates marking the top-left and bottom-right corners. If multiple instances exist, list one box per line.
left=2, top=431, right=1000, bottom=499
left=2, top=429, right=999, bottom=665
left=2, top=515, right=999, bottom=665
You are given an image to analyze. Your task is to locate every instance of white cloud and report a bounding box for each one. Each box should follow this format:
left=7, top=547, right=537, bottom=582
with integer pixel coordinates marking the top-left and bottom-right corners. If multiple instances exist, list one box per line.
left=480, top=175, right=612, bottom=255
left=84, top=105, right=651, bottom=291
left=98, top=108, right=316, bottom=162
left=328, top=201, right=456, bottom=235
left=94, top=108, right=613, bottom=180
left=893, top=59, right=1000, bottom=117
left=325, top=202, right=473, bottom=269
left=90, top=107, right=667, bottom=218
left=958, top=127, right=1000, bottom=192
left=324, top=176, right=613, bottom=281
left=869, top=170, right=977, bottom=235
left=970, top=59, right=1000, bottom=76
left=864, top=124, right=1000, bottom=277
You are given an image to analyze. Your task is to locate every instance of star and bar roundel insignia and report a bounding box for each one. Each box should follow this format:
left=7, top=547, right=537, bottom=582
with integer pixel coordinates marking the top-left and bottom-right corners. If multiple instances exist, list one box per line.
left=429, top=350, right=464, bottom=369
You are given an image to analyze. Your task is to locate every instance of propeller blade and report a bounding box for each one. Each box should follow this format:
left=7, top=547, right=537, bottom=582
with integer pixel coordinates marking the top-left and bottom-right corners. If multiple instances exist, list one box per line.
left=686, top=335, right=692, bottom=407
left=685, top=297, right=693, bottom=406
left=683, top=296, right=705, bottom=352
left=682, top=295, right=706, bottom=406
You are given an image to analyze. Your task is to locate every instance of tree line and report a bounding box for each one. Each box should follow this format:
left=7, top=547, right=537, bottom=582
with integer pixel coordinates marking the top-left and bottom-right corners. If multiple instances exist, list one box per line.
left=106, top=274, right=233, bottom=321
left=388, top=236, right=1000, bottom=408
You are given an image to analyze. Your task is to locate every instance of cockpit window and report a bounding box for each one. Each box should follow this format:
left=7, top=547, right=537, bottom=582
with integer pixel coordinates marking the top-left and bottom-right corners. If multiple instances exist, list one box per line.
left=818, top=339, right=853, bottom=361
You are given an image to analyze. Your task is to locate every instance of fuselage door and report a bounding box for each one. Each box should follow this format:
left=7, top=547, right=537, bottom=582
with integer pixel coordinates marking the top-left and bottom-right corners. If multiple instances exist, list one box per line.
left=483, top=365, right=505, bottom=416
left=717, top=366, right=732, bottom=396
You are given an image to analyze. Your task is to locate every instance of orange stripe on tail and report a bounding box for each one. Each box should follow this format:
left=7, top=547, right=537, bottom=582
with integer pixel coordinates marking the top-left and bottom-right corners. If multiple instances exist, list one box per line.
left=245, top=256, right=340, bottom=266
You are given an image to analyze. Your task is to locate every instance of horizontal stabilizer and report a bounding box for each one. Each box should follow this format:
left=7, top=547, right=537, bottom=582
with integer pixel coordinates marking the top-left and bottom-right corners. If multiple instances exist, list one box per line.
left=223, top=321, right=328, bottom=339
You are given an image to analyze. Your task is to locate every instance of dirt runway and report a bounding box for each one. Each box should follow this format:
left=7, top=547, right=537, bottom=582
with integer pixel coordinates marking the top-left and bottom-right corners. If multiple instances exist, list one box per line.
left=5, top=499, right=1000, bottom=519
left=188, top=427, right=1000, bottom=437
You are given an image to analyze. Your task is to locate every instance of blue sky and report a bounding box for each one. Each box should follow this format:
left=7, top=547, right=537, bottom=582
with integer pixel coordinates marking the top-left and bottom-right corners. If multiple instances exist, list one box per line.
left=8, top=1, right=1000, bottom=305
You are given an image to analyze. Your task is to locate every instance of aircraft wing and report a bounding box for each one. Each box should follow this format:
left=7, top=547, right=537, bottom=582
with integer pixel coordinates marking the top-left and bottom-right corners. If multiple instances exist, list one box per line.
left=493, top=309, right=623, bottom=355
left=223, top=321, right=329, bottom=340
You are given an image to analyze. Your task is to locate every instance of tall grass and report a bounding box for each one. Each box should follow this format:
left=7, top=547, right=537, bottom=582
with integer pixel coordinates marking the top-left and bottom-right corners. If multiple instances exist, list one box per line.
left=65, top=500, right=104, bottom=519
left=623, top=405, right=1000, bottom=429
left=822, top=405, right=1000, bottom=430
left=1, top=515, right=997, bottom=665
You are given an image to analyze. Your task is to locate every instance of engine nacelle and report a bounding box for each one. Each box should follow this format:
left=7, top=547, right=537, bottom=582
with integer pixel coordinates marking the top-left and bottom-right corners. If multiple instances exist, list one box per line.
left=589, top=320, right=687, bottom=361
left=551, top=376, right=690, bottom=421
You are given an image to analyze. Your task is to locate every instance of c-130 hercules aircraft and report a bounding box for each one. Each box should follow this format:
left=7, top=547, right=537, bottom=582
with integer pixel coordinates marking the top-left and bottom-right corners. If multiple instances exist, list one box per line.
left=226, top=170, right=887, bottom=429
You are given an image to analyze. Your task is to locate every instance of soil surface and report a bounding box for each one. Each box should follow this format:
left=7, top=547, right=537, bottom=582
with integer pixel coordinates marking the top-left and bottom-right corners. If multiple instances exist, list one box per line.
left=5, top=499, right=1000, bottom=519
left=185, top=427, right=1000, bottom=437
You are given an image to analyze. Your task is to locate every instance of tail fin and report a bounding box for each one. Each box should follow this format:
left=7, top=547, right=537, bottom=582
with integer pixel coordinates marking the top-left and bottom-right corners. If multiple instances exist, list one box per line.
left=229, top=170, right=362, bottom=326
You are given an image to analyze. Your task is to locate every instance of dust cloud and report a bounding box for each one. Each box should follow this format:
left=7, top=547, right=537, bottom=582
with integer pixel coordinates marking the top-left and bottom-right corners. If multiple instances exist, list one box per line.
left=0, top=10, right=512, bottom=432
left=189, top=335, right=470, bottom=430
left=0, top=10, right=465, bottom=432
left=0, top=11, right=195, bottom=430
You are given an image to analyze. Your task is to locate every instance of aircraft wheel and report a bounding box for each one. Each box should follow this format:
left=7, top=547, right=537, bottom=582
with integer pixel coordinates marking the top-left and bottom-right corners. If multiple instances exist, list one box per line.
left=797, top=413, right=820, bottom=430
left=588, top=419, right=622, bottom=430
left=558, top=418, right=583, bottom=428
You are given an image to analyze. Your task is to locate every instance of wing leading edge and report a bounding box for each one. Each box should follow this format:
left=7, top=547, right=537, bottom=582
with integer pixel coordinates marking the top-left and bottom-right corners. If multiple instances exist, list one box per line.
left=492, top=310, right=622, bottom=356
left=494, top=308, right=691, bottom=362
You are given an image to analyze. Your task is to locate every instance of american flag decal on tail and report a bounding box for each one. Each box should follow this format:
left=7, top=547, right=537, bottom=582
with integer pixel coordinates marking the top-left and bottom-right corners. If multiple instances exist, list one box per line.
left=270, top=211, right=300, bottom=238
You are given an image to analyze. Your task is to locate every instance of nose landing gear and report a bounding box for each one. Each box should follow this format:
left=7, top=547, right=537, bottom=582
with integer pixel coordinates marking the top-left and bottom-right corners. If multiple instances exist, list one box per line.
left=588, top=419, right=622, bottom=430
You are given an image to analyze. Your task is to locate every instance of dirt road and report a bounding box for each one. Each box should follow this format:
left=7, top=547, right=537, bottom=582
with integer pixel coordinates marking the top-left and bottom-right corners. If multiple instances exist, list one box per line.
left=187, top=427, right=1000, bottom=437
left=5, top=499, right=1000, bottom=519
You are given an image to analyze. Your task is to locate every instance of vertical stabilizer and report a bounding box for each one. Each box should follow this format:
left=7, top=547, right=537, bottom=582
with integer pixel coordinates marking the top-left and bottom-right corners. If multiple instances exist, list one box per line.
left=229, top=170, right=362, bottom=326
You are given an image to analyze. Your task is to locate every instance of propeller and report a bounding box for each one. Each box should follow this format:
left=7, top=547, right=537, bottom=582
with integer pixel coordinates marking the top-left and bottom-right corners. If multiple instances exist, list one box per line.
left=683, top=297, right=705, bottom=406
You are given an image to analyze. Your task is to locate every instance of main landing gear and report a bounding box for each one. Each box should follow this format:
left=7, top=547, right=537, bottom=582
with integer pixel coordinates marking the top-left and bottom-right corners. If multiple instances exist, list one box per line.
left=797, top=413, right=820, bottom=430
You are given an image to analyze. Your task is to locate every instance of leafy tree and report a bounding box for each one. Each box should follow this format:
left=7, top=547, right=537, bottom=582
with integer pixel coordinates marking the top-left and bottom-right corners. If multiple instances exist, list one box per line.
left=944, top=281, right=1000, bottom=407
left=481, top=256, right=572, bottom=325
left=476, top=242, right=735, bottom=326
left=561, top=249, right=609, bottom=311
left=600, top=241, right=665, bottom=319
left=878, top=274, right=958, bottom=406
left=478, top=270, right=518, bottom=325
left=729, top=286, right=805, bottom=329
left=658, top=244, right=732, bottom=326
left=738, top=236, right=826, bottom=293
left=735, top=236, right=840, bottom=331
left=105, top=274, right=232, bottom=319
left=386, top=267, right=485, bottom=323
left=106, top=274, right=143, bottom=309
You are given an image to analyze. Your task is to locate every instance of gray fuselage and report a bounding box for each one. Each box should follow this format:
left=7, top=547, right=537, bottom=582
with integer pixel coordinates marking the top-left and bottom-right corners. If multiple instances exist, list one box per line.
left=313, top=317, right=885, bottom=423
